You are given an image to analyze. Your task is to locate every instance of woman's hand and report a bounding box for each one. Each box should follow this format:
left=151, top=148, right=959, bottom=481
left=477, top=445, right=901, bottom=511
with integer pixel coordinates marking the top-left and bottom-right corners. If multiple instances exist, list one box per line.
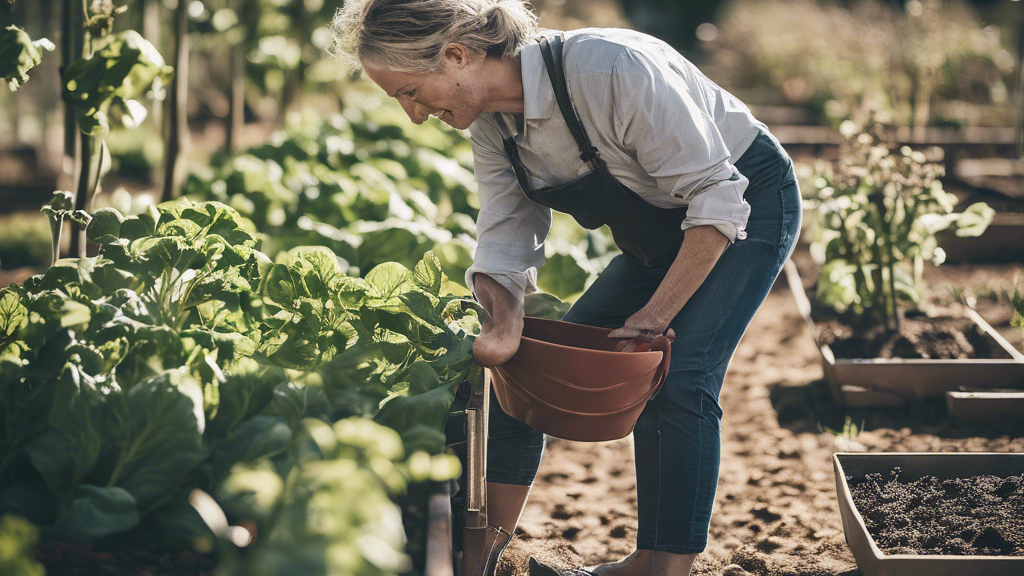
left=607, top=306, right=676, bottom=352
left=471, top=273, right=525, bottom=366
left=606, top=226, right=730, bottom=353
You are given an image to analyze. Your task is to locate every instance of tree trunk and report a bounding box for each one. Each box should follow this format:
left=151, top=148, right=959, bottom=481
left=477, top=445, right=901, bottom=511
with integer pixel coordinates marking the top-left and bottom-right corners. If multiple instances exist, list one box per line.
left=162, top=0, right=189, bottom=202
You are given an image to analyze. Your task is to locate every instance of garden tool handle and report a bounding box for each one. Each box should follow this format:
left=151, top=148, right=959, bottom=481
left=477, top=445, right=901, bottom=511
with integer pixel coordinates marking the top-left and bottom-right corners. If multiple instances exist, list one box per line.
left=464, top=373, right=490, bottom=529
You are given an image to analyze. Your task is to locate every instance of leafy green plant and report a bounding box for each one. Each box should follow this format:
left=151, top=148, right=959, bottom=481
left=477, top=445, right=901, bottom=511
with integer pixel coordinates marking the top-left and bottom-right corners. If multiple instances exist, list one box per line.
left=0, top=197, right=492, bottom=552
left=63, top=29, right=173, bottom=136
left=818, top=416, right=864, bottom=440
left=55, top=1, right=172, bottom=257
left=808, top=122, right=993, bottom=328
left=0, top=25, right=54, bottom=91
left=1011, top=278, right=1023, bottom=332
left=0, top=515, right=45, bottom=576
left=215, top=417, right=460, bottom=576
left=41, top=191, right=92, bottom=269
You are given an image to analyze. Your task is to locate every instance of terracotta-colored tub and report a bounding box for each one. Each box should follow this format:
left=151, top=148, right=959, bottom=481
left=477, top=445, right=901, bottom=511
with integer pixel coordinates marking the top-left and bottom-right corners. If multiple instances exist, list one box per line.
left=489, top=317, right=671, bottom=442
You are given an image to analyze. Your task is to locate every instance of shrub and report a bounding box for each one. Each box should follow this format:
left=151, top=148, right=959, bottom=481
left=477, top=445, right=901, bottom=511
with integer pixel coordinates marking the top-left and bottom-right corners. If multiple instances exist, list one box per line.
left=806, top=121, right=993, bottom=328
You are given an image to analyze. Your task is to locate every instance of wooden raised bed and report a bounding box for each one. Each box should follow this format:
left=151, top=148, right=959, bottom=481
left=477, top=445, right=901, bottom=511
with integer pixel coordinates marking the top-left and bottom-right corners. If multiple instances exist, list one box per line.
left=833, top=452, right=1024, bottom=576
left=937, top=213, right=1024, bottom=263
left=783, top=260, right=1024, bottom=408
left=946, top=389, right=1024, bottom=423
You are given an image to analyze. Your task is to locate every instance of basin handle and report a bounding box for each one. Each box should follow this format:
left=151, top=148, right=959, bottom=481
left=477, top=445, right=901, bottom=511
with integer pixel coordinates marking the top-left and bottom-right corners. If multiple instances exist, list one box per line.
left=650, top=335, right=672, bottom=391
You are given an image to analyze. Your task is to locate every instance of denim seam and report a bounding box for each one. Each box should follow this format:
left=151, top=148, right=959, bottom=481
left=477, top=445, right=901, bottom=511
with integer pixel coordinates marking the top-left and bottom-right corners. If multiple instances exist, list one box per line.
left=654, top=403, right=663, bottom=546
left=689, top=384, right=705, bottom=543
left=775, top=159, right=800, bottom=270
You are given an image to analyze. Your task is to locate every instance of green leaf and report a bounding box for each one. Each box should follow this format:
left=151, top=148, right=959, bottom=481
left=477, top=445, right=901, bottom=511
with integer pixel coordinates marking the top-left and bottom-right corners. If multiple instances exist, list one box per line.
left=63, top=31, right=173, bottom=136
left=272, top=381, right=329, bottom=429
left=0, top=515, right=45, bottom=576
left=60, top=300, right=92, bottom=329
left=0, top=25, right=55, bottom=91
left=215, top=460, right=283, bottom=527
left=86, top=207, right=125, bottom=245
left=955, top=202, right=994, bottom=238
left=399, top=425, right=447, bottom=455
left=0, top=289, right=27, bottom=345
left=365, top=262, right=413, bottom=300
left=118, top=208, right=158, bottom=242
left=109, top=370, right=208, bottom=513
left=49, top=485, right=140, bottom=543
left=135, top=494, right=214, bottom=552
left=375, top=362, right=459, bottom=441
left=206, top=416, right=292, bottom=481
left=0, top=484, right=57, bottom=528
left=413, top=251, right=443, bottom=295
left=523, top=292, right=570, bottom=320
left=537, top=249, right=592, bottom=299
left=24, top=364, right=103, bottom=503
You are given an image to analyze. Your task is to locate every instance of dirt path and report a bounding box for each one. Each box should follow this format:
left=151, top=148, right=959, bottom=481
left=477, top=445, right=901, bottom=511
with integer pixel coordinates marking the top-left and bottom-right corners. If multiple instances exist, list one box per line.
left=497, top=265, right=1024, bottom=576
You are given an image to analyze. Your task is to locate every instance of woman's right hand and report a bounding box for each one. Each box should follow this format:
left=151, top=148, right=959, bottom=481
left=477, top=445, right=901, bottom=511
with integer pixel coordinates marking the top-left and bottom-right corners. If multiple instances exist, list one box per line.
left=470, top=273, right=524, bottom=367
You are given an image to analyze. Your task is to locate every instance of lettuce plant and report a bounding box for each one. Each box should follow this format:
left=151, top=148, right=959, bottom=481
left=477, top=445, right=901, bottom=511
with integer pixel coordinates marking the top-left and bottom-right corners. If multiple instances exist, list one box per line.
left=216, top=418, right=461, bottom=576
left=0, top=198, right=493, bottom=551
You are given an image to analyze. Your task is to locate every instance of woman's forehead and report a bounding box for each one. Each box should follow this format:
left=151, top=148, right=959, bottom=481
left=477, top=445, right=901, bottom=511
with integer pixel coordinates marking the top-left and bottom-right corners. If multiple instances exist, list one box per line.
left=362, top=66, right=418, bottom=94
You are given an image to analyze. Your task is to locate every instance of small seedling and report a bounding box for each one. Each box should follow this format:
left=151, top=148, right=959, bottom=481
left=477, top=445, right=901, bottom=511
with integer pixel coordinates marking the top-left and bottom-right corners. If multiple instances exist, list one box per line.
left=818, top=416, right=865, bottom=440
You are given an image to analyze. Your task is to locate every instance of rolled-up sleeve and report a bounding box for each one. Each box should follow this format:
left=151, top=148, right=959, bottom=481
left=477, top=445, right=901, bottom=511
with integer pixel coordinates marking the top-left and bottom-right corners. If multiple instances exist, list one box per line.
left=464, top=118, right=552, bottom=303
left=610, top=49, right=751, bottom=241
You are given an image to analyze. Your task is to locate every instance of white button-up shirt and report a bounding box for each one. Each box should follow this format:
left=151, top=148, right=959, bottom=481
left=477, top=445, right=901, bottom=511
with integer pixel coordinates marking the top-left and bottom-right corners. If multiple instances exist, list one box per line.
left=465, top=27, right=764, bottom=303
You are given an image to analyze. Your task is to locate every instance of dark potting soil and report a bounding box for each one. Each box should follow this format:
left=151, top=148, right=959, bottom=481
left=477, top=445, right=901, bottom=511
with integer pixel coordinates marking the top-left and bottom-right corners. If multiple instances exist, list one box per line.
left=35, top=542, right=217, bottom=576
left=849, top=467, right=1024, bottom=556
left=814, top=314, right=1014, bottom=360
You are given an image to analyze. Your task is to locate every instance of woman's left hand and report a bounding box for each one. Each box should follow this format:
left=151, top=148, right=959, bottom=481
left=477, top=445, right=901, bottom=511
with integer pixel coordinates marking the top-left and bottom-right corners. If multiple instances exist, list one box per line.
left=607, top=306, right=675, bottom=352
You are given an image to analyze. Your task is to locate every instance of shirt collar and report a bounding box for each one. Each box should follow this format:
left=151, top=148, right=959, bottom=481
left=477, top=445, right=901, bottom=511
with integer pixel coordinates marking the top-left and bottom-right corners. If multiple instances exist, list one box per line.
left=520, top=41, right=556, bottom=122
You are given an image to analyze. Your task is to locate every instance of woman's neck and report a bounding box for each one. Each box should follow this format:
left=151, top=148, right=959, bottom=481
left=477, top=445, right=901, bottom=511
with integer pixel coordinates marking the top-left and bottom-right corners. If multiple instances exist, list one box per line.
left=479, top=55, right=525, bottom=114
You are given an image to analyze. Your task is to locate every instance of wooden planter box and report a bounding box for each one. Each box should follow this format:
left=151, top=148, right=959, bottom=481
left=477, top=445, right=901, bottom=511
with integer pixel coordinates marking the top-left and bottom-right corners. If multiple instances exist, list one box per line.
left=784, top=260, right=1024, bottom=408
left=399, top=480, right=454, bottom=576
left=946, top=390, right=1024, bottom=423
left=937, top=213, right=1024, bottom=264
left=833, top=452, right=1024, bottom=576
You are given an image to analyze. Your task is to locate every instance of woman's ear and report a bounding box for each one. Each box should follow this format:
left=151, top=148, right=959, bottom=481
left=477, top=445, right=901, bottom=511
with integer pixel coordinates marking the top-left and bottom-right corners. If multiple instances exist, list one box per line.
left=443, top=43, right=473, bottom=69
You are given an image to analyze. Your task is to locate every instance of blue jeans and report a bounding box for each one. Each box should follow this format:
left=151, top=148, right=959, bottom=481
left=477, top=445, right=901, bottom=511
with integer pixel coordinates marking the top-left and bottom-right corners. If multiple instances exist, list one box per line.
left=486, top=130, right=802, bottom=554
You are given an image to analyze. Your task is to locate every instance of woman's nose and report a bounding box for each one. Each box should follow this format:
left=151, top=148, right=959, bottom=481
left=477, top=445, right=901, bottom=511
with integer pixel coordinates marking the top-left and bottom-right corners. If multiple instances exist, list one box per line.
left=400, top=98, right=429, bottom=125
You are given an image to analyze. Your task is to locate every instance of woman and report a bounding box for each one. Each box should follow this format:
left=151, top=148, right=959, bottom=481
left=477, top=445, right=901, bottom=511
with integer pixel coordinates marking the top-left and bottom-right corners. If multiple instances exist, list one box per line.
left=331, top=2, right=801, bottom=575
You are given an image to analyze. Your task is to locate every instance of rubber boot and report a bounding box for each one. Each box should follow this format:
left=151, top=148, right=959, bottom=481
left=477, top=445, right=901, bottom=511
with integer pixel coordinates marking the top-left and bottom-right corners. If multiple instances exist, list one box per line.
left=460, top=525, right=513, bottom=576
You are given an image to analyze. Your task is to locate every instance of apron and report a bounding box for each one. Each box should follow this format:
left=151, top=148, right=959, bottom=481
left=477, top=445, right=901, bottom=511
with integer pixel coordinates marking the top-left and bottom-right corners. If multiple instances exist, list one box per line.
left=497, top=35, right=690, bottom=267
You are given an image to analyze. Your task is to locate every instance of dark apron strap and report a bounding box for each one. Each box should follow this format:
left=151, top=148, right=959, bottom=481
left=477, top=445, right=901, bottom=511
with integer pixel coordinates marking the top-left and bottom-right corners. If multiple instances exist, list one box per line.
left=538, top=36, right=603, bottom=168
left=497, top=116, right=535, bottom=193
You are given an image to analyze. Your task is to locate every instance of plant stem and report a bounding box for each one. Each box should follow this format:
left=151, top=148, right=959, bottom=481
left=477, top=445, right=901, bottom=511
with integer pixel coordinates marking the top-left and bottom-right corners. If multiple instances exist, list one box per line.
left=162, top=0, right=189, bottom=201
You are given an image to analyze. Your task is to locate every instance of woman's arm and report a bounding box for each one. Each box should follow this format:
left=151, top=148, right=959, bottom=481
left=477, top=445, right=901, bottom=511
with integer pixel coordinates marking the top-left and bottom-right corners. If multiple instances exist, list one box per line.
left=471, top=272, right=525, bottom=366
left=607, top=224, right=729, bottom=351
left=465, top=117, right=550, bottom=366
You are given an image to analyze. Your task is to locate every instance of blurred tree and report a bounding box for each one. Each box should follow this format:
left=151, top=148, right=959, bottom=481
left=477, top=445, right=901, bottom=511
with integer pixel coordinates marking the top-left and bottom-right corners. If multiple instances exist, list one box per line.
left=620, top=0, right=721, bottom=52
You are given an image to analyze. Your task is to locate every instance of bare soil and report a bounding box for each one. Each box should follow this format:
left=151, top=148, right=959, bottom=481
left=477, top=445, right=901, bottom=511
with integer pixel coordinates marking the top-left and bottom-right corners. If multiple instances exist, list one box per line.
left=789, top=248, right=1023, bottom=360
left=814, top=314, right=1011, bottom=360
left=496, top=261, right=1024, bottom=576
left=849, top=469, right=1024, bottom=556
left=35, top=543, right=216, bottom=576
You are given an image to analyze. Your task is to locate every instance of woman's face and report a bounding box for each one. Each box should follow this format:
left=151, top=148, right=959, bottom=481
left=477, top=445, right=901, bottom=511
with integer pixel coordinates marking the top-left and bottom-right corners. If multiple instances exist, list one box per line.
left=363, top=44, right=483, bottom=130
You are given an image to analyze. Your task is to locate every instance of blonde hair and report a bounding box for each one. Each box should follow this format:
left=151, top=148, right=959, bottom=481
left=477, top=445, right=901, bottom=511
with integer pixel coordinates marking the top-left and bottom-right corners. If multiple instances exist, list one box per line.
left=329, top=0, right=539, bottom=73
